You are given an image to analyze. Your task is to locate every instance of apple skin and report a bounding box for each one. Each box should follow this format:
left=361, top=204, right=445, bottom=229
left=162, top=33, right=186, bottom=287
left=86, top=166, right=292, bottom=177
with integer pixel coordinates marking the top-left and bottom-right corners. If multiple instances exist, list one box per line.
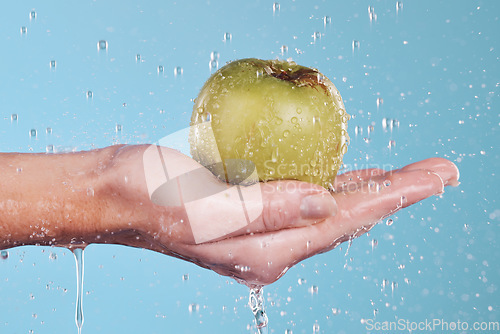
left=189, top=58, right=349, bottom=189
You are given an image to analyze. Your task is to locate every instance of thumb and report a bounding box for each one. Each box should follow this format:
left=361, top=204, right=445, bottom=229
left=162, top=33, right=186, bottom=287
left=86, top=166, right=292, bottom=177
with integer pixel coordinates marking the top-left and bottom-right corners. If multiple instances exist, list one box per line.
left=245, top=180, right=338, bottom=234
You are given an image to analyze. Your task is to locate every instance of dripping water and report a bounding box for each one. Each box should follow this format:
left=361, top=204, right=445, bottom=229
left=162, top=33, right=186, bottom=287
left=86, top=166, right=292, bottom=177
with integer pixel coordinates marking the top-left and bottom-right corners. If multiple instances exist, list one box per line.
left=73, top=248, right=85, bottom=334
left=249, top=287, right=268, bottom=334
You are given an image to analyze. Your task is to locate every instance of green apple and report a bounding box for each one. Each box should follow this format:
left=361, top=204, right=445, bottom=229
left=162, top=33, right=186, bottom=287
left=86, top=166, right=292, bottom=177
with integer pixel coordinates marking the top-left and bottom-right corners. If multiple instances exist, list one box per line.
left=189, top=58, right=349, bottom=189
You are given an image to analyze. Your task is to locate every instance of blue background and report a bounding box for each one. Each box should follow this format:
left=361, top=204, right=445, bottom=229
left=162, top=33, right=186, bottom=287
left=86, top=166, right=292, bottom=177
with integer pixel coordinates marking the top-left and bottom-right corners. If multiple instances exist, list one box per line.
left=0, top=1, right=498, bottom=333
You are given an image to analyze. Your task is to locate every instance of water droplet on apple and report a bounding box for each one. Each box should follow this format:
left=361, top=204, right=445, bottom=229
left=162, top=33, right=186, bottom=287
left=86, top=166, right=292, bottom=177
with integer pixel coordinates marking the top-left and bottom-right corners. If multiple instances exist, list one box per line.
left=256, top=69, right=263, bottom=78
left=283, top=130, right=289, bottom=137
left=291, top=117, right=298, bottom=124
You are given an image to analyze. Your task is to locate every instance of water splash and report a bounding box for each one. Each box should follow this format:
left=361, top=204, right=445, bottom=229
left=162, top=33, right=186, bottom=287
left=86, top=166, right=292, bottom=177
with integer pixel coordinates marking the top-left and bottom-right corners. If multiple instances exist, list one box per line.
left=73, top=248, right=85, bottom=334
left=249, top=287, right=268, bottom=334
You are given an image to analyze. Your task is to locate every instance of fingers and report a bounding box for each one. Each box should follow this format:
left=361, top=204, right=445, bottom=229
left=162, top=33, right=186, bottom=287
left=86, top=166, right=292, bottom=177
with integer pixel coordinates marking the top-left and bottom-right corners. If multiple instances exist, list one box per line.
left=333, top=168, right=387, bottom=192
left=396, top=157, right=460, bottom=186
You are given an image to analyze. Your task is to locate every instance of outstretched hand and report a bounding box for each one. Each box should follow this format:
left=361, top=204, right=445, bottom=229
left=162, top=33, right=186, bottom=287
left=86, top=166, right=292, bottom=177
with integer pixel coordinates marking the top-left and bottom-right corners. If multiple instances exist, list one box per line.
left=103, top=145, right=459, bottom=286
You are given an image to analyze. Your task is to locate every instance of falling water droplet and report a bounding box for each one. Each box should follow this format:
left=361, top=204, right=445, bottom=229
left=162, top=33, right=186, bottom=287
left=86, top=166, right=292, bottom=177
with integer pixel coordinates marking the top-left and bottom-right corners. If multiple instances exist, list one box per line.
left=1, top=250, right=8, bottom=260
left=273, top=2, right=280, bottom=14
left=382, top=117, right=388, bottom=130
left=376, top=97, right=384, bottom=108
left=388, top=140, right=396, bottom=149
left=323, top=16, right=331, bottom=27
left=210, top=51, right=219, bottom=60
left=49, top=60, right=56, bottom=69
left=46, top=127, right=52, bottom=134
left=97, top=40, right=108, bottom=52
left=20, top=26, right=27, bottom=35
left=298, top=278, right=306, bottom=285
left=371, top=239, right=378, bottom=251
left=352, top=40, right=360, bottom=51
left=396, top=1, right=403, bottom=13
left=174, top=66, right=183, bottom=77
left=391, top=281, right=398, bottom=295
left=30, top=129, right=37, bottom=138
left=249, top=288, right=268, bottom=333
left=46, top=145, right=54, bottom=153
left=308, top=285, right=319, bottom=295
left=368, top=6, right=377, bottom=22
left=223, top=32, right=232, bottom=42
left=209, top=59, right=219, bottom=72
left=188, top=303, right=199, bottom=313
left=332, top=307, right=340, bottom=315
left=285, top=329, right=293, bottom=334
left=280, top=45, right=288, bottom=55
left=87, top=90, right=93, bottom=99
left=354, top=125, right=363, bottom=136
left=11, top=114, right=18, bottom=122
left=157, top=65, right=164, bottom=74
left=182, top=274, right=189, bottom=281
left=386, top=218, right=393, bottom=226
left=136, top=54, right=141, bottom=63
left=29, top=10, right=37, bottom=21
left=73, top=248, right=85, bottom=334
left=313, top=31, right=321, bottom=41
left=49, top=252, right=57, bottom=261
left=313, top=322, right=320, bottom=333
left=115, top=124, right=122, bottom=133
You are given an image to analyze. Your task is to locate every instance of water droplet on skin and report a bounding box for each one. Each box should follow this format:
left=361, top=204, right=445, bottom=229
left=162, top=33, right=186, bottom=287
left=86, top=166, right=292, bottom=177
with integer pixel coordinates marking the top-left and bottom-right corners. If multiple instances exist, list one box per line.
left=30, top=129, right=37, bottom=138
left=157, top=65, right=164, bottom=74
left=384, top=180, right=391, bottom=187
left=386, top=218, right=393, bottom=226
left=223, top=32, right=232, bottom=42
left=273, top=2, right=280, bottom=14
left=11, top=114, right=18, bottom=122
left=174, top=66, right=183, bottom=76
left=29, top=10, right=37, bottom=21
left=20, top=26, right=27, bottom=35
left=352, top=40, right=360, bottom=50
left=87, top=91, right=93, bottom=99
left=97, top=40, right=108, bottom=51
left=136, top=54, right=141, bottom=63
left=323, top=16, right=331, bottom=26
left=1, top=250, right=8, bottom=260
left=115, top=124, right=122, bottom=133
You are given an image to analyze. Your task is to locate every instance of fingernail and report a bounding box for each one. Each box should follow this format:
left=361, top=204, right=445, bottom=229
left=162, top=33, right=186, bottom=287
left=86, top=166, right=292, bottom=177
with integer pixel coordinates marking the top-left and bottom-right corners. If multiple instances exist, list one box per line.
left=300, top=193, right=337, bottom=219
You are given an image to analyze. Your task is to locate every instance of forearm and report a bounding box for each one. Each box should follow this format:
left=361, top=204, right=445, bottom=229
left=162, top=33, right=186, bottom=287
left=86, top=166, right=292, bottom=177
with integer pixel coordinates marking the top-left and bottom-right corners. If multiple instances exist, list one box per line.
left=0, top=145, right=125, bottom=249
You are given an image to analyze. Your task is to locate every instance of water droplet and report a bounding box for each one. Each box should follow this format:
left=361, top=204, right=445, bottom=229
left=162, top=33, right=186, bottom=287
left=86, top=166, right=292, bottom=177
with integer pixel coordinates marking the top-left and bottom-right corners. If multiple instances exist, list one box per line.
left=50, top=60, right=56, bottom=69
left=313, top=31, right=321, bottom=41
left=352, top=40, right=360, bottom=51
left=298, top=278, right=306, bottom=285
left=1, top=250, right=8, bottom=260
left=386, top=218, right=393, bottom=226
left=174, top=66, right=183, bottom=76
left=308, top=285, right=318, bottom=295
left=249, top=288, right=268, bottom=329
left=223, top=32, right=232, bottom=42
left=29, top=10, right=37, bottom=21
left=210, top=51, right=219, bottom=60
left=97, top=40, right=108, bottom=51
left=49, top=252, right=57, bottom=261
left=384, top=180, right=391, bottom=187
left=280, top=45, right=288, bottom=55
left=46, top=127, right=52, bottom=134
left=367, top=125, right=374, bottom=133
left=382, top=117, right=389, bottom=130
left=396, top=1, right=403, bottom=13
left=73, top=248, right=85, bottom=334
left=371, top=239, right=378, bottom=251
left=11, top=114, right=18, bottom=122
left=273, top=2, right=280, bottom=14
left=182, top=274, right=189, bottom=281
left=87, top=91, right=93, bottom=99
left=30, top=129, right=37, bottom=138
left=376, top=97, right=384, bottom=108
left=368, top=6, right=377, bottom=22
left=392, top=119, right=399, bottom=128
left=323, top=16, right=331, bottom=26
left=157, top=65, right=164, bottom=74
left=135, top=54, right=141, bottom=63
left=46, top=145, right=54, bottom=153
left=291, top=117, right=298, bottom=124
left=115, top=124, right=122, bottom=133
left=283, top=130, right=290, bottom=138
left=285, top=329, right=293, bottom=334
left=188, top=303, right=199, bottom=313
left=388, top=140, right=396, bottom=149
left=209, top=59, right=219, bottom=72
left=20, top=26, right=27, bottom=35
left=313, top=322, right=320, bottom=333
left=16, top=167, right=22, bottom=174
left=205, top=112, right=211, bottom=122
left=332, top=307, right=340, bottom=315
left=404, top=277, right=411, bottom=285
left=354, top=125, right=363, bottom=136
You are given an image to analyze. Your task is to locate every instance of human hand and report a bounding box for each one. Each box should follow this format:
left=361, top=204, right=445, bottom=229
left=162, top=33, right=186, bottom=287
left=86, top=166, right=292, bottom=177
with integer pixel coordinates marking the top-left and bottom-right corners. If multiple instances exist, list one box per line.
left=103, top=145, right=459, bottom=287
